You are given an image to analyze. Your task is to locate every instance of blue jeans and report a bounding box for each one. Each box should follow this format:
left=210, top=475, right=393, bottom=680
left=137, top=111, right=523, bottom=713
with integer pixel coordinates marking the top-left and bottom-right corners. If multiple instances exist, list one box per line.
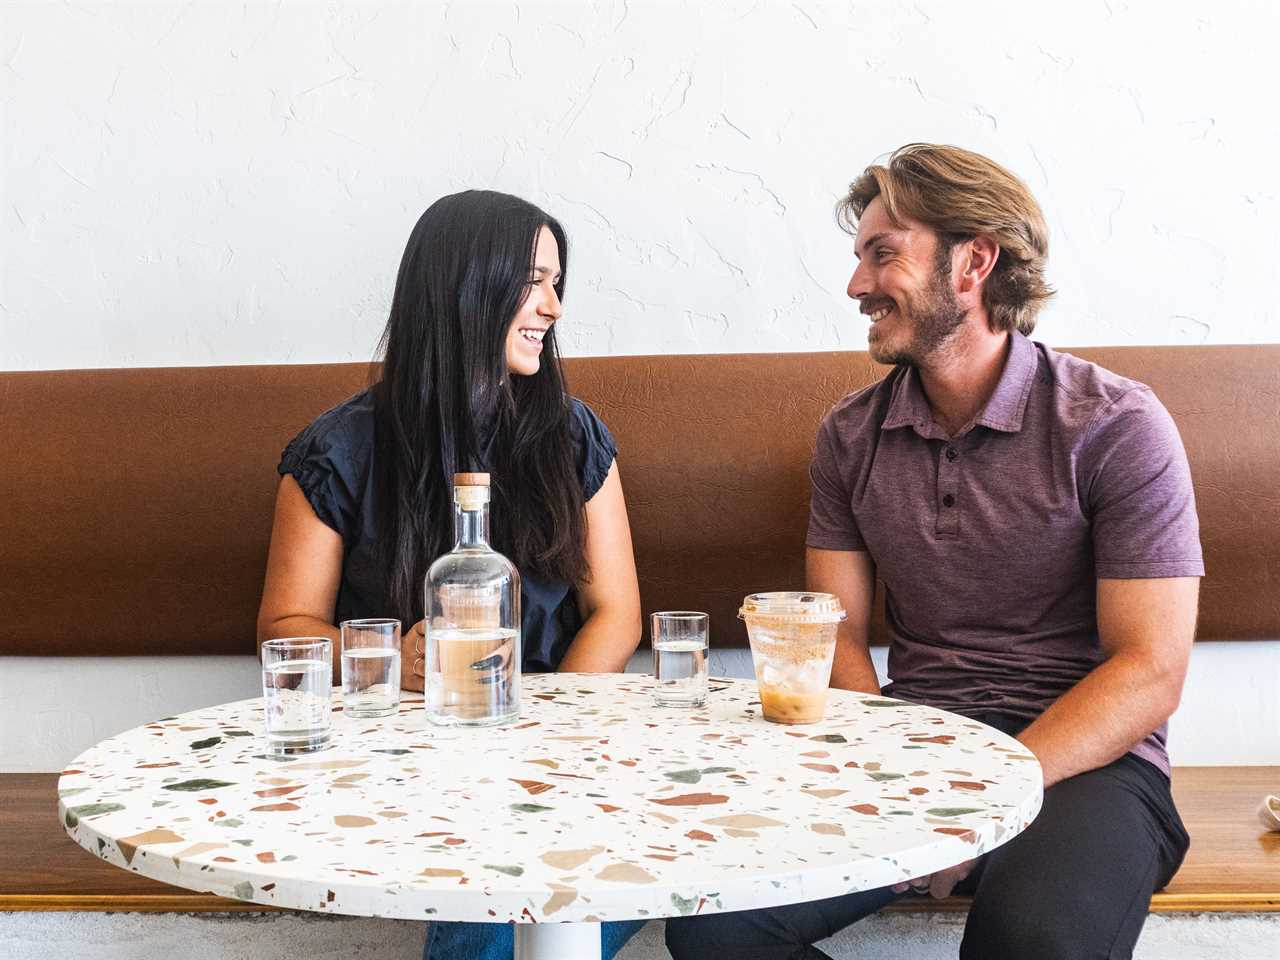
left=424, top=920, right=645, bottom=959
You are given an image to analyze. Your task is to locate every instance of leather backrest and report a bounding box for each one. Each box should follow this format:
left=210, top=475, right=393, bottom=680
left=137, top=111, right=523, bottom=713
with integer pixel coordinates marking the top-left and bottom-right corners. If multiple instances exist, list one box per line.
left=2, top=345, right=1275, bottom=655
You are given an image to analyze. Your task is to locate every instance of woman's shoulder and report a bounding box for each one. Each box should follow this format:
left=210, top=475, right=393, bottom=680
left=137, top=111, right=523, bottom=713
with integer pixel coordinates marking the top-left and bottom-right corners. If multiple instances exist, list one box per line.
left=566, top=396, right=617, bottom=501
left=277, top=389, right=376, bottom=536
left=281, top=389, right=376, bottom=468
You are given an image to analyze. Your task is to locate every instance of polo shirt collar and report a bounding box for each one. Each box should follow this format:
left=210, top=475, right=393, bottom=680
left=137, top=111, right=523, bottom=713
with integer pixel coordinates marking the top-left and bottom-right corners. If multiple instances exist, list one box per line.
left=974, top=332, right=1037, bottom=433
left=881, top=332, right=1038, bottom=435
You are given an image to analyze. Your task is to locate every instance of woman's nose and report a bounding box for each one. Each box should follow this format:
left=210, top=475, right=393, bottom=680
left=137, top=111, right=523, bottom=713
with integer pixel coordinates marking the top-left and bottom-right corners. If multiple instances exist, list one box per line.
left=538, top=284, right=562, bottom=321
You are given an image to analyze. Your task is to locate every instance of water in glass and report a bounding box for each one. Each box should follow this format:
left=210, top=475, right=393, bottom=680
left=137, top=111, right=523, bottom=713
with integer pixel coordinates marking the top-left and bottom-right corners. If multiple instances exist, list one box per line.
left=653, top=638, right=708, bottom=706
left=263, top=657, right=331, bottom=753
left=427, top=626, right=519, bottom=725
left=341, top=646, right=400, bottom=718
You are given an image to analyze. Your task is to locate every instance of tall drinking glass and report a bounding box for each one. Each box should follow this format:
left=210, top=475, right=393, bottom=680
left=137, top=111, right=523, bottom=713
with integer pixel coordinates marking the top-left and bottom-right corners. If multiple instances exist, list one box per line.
left=261, top=637, right=332, bottom=754
left=651, top=612, right=709, bottom=707
left=340, top=619, right=401, bottom=718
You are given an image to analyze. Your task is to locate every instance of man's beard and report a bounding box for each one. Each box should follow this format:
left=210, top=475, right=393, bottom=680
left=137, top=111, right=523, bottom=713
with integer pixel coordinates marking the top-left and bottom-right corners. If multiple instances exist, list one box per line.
left=869, top=268, right=967, bottom=367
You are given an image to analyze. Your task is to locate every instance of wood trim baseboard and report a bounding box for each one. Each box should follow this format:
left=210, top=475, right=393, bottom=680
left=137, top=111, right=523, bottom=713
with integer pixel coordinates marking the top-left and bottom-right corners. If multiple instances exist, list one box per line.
left=1147, top=893, right=1280, bottom=913
left=0, top=894, right=284, bottom=913
left=5, top=893, right=1277, bottom=915
left=874, top=893, right=1280, bottom=915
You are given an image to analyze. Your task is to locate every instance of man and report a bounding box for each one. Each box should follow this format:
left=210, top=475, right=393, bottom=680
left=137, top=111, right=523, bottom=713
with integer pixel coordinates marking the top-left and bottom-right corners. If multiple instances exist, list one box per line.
left=665, top=143, right=1201, bottom=959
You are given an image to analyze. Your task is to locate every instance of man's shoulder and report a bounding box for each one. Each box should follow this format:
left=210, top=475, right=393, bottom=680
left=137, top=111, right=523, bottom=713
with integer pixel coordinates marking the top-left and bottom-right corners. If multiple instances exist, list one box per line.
left=819, top=368, right=902, bottom=438
left=1034, top=345, right=1182, bottom=473
left=1036, top=343, right=1172, bottom=441
left=1040, top=344, right=1152, bottom=409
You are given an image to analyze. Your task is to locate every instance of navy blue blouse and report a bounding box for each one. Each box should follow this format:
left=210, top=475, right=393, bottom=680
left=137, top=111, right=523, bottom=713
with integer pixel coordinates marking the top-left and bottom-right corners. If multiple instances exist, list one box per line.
left=277, top=390, right=618, bottom=673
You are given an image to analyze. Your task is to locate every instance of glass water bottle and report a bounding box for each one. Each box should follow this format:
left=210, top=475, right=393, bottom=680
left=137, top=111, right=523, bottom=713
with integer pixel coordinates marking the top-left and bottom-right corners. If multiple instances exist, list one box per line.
left=423, top=473, right=521, bottom=726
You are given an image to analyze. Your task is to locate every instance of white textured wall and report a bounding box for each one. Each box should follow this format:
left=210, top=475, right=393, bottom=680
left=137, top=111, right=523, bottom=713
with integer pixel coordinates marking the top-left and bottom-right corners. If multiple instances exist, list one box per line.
left=2, top=2, right=1277, bottom=771
left=3, top=0, right=1277, bottom=370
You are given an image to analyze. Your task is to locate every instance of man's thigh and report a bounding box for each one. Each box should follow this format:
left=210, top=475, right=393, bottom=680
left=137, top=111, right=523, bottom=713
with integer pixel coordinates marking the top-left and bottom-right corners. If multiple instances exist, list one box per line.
left=960, top=753, right=1188, bottom=960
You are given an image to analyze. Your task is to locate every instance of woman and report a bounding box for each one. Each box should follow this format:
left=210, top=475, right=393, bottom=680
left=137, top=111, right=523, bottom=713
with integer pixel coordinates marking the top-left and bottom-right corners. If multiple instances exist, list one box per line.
left=257, top=190, right=644, bottom=959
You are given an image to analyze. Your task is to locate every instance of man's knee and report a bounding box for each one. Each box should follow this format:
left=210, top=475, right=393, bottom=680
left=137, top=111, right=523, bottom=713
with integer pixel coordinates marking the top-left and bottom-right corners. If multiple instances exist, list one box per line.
left=665, top=912, right=771, bottom=960
left=960, top=876, right=1147, bottom=960
left=664, top=906, right=816, bottom=960
left=961, top=899, right=1082, bottom=960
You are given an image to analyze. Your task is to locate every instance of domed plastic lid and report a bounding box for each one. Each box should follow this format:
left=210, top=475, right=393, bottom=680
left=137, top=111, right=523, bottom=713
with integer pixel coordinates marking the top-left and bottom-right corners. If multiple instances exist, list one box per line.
left=738, top=591, right=846, bottom=623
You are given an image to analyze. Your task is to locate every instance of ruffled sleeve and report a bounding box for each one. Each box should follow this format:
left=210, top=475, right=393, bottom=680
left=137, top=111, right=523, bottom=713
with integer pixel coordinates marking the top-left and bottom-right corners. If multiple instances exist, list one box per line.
left=568, top=398, right=618, bottom=502
left=277, top=396, right=370, bottom=540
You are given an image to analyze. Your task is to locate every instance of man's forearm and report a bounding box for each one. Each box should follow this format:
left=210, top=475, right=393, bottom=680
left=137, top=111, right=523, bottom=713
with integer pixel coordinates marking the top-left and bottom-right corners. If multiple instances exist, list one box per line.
left=1016, top=650, right=1182, bottom=788
left=1022, top=576, right=1198, bottom=787
left=829, top=638, right=881, bottom=695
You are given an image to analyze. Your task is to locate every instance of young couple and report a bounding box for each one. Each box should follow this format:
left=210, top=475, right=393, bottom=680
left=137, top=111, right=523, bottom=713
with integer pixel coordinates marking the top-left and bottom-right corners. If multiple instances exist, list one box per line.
left=258, top=144, right=1201, bottom=960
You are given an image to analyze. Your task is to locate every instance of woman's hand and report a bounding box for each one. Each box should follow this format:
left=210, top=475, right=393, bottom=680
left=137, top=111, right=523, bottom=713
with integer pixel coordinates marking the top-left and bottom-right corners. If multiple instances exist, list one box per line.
left=401, top=619, right=426, bottom=692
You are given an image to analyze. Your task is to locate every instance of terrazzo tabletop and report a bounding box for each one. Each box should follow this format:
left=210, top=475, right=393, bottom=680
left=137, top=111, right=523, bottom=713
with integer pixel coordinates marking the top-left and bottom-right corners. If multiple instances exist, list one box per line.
left=58, top=674, right=1043, bottom=925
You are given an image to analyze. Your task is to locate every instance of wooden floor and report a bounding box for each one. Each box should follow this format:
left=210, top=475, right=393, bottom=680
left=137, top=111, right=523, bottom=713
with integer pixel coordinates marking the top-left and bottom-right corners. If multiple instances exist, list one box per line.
left=2, top=767, right=1276, bottom=913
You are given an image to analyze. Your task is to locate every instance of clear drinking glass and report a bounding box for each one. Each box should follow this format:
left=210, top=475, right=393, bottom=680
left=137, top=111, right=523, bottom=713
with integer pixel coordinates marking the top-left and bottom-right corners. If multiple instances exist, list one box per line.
left=340, top=619, right=401, bottom=718
left=651, top=611, right=709, bottom=707
left=423, top=473, right=521, bottom=727
left=261, top=637, right=332, bottom=754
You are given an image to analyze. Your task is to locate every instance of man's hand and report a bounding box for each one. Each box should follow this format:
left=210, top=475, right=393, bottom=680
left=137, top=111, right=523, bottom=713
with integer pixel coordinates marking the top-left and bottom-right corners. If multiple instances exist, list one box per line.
left=891, top=858, right=975, bottom=899
left=401, top=620, right=425, bottom=693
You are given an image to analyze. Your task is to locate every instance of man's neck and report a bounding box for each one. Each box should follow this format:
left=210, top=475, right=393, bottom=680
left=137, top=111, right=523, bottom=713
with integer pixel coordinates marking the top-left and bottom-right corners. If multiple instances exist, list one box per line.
left=916, top=322, right=1012, bottom=436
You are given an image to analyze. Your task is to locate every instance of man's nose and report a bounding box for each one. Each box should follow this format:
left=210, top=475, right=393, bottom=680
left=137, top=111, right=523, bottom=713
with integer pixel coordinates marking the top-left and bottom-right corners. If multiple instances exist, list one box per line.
left=847, top=260, right=871, bottom=301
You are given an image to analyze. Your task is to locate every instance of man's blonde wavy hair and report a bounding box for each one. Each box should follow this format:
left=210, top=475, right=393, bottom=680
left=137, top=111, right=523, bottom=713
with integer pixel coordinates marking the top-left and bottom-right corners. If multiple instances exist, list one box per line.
left=839, top=143, right=1054, bottom=336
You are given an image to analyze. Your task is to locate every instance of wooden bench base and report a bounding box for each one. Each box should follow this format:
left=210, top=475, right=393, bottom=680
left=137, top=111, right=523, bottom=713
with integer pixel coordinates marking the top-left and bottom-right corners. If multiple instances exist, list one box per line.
left=3, top=768, right=1276, bottom=914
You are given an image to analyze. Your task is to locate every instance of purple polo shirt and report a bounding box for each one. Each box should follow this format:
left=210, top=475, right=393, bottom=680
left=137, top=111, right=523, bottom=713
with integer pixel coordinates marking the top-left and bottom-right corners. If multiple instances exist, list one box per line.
left=807, top=332, right=1204, bottom=775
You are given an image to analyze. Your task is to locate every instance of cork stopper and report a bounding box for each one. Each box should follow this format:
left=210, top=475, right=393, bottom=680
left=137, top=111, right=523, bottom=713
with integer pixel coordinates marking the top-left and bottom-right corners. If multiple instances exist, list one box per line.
left=453, top=472, right=490, bottom=509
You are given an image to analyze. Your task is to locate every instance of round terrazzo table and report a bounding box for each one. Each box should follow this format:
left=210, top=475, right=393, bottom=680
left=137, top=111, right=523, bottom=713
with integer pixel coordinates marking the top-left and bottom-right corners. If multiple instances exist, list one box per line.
left=59, top=673, right=1042, bottom=959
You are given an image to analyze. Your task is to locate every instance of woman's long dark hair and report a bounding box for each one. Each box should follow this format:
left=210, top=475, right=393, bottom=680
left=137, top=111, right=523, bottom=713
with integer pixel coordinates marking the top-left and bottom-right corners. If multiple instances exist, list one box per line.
left=372, top=190, right=586, bottom=625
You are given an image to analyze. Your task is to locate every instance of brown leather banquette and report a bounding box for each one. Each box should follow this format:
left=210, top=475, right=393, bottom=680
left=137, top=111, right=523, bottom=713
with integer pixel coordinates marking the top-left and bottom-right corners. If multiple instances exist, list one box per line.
left=2, top=346, right=1277, bottom=656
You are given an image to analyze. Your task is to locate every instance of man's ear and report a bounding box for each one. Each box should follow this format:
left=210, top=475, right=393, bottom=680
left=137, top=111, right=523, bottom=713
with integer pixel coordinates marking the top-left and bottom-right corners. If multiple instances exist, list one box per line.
left=958, top=235, right=1000, bottom=294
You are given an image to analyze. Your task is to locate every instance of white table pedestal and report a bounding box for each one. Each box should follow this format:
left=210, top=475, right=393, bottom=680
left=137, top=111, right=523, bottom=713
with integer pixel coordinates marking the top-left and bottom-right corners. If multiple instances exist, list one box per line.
left=514, top=921, right=601, bottom=960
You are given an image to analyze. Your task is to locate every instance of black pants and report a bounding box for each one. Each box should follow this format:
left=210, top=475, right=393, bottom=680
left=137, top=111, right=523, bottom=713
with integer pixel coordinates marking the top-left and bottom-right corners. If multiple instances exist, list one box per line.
left=665, top=715, right=1189, bottom=960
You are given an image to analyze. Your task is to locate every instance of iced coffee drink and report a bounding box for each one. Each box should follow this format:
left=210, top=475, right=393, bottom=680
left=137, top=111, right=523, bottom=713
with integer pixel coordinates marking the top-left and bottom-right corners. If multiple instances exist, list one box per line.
left=739, top=592, right=846, bottom=725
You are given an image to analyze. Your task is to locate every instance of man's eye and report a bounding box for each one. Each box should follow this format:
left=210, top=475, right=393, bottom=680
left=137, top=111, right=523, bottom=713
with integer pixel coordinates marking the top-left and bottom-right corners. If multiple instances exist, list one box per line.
left=875, top=248, right=892, bottom=261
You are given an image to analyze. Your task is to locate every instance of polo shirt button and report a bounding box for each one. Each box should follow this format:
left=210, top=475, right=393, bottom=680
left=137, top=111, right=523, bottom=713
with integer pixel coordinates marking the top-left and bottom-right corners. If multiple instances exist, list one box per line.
left=946, top=447, right=958, bottom=461
left=942, top=494, right=956, bottom=507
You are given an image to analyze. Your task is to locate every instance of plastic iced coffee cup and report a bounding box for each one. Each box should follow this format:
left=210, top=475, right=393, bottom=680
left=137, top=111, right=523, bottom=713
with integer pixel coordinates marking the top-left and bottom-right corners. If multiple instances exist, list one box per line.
left=739, top=592, right=846, bottom=724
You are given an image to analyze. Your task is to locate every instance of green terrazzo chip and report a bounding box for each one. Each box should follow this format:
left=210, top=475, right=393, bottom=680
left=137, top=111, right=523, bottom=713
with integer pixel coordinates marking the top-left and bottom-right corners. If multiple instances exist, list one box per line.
left=64, top=803, right=125, bottom=828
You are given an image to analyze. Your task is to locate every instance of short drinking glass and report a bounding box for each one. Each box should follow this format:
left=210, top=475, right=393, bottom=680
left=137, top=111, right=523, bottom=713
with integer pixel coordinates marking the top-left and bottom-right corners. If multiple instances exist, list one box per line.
left=340, top=619, right=401, bottom=718
left=261, top=637, right=332, bottom=755
left=651, top=611, right=709, bottom=707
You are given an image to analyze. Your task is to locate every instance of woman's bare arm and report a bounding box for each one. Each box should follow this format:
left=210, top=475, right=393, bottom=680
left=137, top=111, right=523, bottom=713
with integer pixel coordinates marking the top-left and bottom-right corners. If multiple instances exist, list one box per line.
left=559, top=461, right=643, bottom=672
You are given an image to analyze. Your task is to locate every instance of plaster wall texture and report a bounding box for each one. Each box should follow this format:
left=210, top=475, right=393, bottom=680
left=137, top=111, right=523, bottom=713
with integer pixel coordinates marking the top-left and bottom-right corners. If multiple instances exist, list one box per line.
left=1, top=3, right=1276, bottom=769
left=2, top=1, right=1277, bottom=371
left=1, top=910, right=1276, bottom=960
